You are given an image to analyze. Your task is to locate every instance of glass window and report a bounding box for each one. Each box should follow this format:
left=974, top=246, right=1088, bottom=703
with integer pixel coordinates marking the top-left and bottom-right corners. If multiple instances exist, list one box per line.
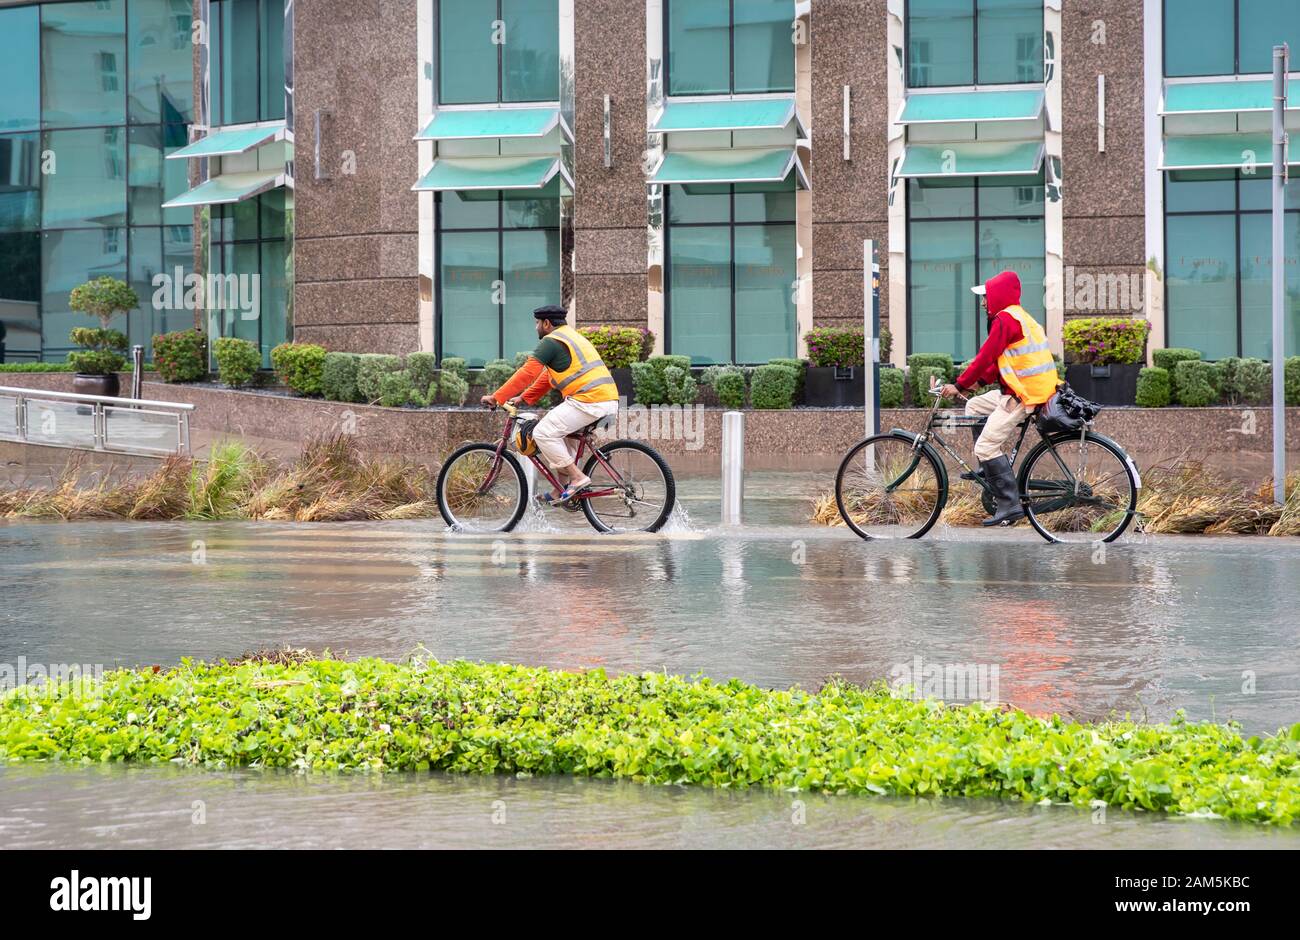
left=209, top=193, right=289, bottom=367
left=129, top=0, right=196, bottom=124
left=1165, top=0, right=1300, bottom=77
left=260, top=0, right=285, bottom=121
left=128, top=125, right=191, bottom=226
left=668, top=0, right=795, bottom=96
left=1166, top=214, right=1238, bottom=358
left=214, top=0, right=260, bottom=125
left=440, top=230, right=501, bottom=366
left=0, top=231, right=41, bottom=363
left=502, top=0, right=559, bottom=103
left=908, top=0, right=1042, bottom=88
left=909, top=220, right=979, bottom=359
left=1237, top=0, right=1300, bottom=74
left=439, top=0, right=499, bottom=105
left=0, top=5, right=40, bottom=133
left=503, top=228, right=561, bottom=356
left=1166, top=169, right=1235, bottom=211
left=439, top=0, right=558, bottom=105
left=666, top=180, right=797, bottom=364
left=41, top=128, right=128, bottom=230
left=0, top=134, right=42, bottom=233
left=42, top=0, right=127, bottom=128
left=41, top=227, right=130, bottom=356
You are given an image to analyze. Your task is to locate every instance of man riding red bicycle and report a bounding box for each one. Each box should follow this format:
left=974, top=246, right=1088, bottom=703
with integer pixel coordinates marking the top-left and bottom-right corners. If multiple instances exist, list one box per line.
left=480, top=304, right=620, bottom=504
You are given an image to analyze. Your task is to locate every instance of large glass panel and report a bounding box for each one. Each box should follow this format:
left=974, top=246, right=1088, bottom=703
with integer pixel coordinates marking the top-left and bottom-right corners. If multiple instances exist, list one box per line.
left=216, top=0, right=259, bottom=125
left=910, top=219, right=977, bottom=359
left=128, top=226, right=161, bottom=356
left=41, top=128, right=128, bottom=229
left=260, top=0, right=286, bottom=121
left=1165, top=169, right=1236, bottom=213
left=908, top=0, right=974, bottom=87
left=503, top=229, right=560, bottom=358
left=0, top=231, right=41, bottom=363
left=259, top=238, right=289, bottom=365
left=669, top=225, right=731, bottom=364
left=1238, top=171, right=1300, bottom=211
left=129, top=0, right=196, bottom=124
left=502, top=184, right=561, bottom=228
left=734, top=0, right=795, bottom=94
left=259, top=187, right=288, bottom=238
left=439, top=0, right=498, bottom=105
left=1166, top=214, right=1238, bottom=359
left=668, top=0, right=730, bottom=96
left=0, top=134, right=42, bottom=233
left=0, top=5, right=40, bottom=133
left=978, top=218, right=1045, bottom=344
left=212, top=197, right=260, bottom=243
left=1164, top=0, right=1233, bottom=77
left=734, top=224, right=795, bottom=362
left=441, top=230, right=501, bottom=366
left=502, top=0, right=559, bottom=102
left=734, top=180, right=797, bottom=223
left=978, top=174, right=1045, bottom=217
left=977, top=0, right=1042, bottom=84
left=907, top=176, right=976, bottom=220
left=42, top=0, right=127, bottom=128
left=667, top=184, right=731, bottom=224
left=1239, top=211, right=1300, bottom=358
left=41, top=227, right=129, bottom=358
left=440, top=189, right=500, bottom=230
left=1238, top=0, right=1300, bottom=75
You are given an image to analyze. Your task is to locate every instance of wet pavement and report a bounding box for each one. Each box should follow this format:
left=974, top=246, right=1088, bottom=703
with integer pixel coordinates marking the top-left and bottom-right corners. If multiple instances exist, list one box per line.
left=2, top=473, right=1299, bottom=848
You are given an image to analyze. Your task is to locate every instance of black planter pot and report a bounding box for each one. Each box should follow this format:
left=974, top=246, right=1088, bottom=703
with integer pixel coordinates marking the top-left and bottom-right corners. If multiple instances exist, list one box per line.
left=72, top=372, right=120, bottom=398
left=1065, top=362, right=1140, bottom=406
left=804, top=365, right=865, bottom=407
left=610, top=367, right=634, bottom=401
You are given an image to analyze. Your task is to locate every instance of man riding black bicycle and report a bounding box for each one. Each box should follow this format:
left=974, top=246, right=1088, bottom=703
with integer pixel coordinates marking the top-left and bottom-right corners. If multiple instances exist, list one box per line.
left=938, top=269, right=1059, bottom=527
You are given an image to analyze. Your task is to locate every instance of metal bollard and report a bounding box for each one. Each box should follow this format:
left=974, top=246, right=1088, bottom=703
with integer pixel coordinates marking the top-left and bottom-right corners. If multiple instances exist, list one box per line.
left=131, top=344, right=144, bottom=402
left=721, top=410, right=744, bottom=526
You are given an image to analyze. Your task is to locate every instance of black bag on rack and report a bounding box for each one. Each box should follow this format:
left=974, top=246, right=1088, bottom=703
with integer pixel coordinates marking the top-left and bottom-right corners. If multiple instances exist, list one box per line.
left=1035, top=383, right=1101, bottom=434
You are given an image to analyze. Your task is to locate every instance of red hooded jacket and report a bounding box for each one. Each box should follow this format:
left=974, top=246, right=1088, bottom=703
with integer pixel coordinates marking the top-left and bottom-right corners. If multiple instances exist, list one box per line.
left=955, top=270, right=1026, bottom=396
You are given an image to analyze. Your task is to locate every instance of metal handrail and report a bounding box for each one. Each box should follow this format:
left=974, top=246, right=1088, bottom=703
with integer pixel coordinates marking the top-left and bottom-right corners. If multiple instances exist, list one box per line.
left=0, top=385, right=195, bottom=457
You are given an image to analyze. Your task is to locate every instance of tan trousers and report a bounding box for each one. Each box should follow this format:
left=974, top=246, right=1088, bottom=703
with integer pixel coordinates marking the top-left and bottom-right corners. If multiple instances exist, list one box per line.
left=964, top=389, right=1028, bottom=461
left=532, top=397, right=619, bottom=470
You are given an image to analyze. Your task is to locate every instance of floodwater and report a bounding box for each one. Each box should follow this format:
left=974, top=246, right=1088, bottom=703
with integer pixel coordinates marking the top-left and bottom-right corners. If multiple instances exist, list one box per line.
left=2, top=474, right=1300, bottom=848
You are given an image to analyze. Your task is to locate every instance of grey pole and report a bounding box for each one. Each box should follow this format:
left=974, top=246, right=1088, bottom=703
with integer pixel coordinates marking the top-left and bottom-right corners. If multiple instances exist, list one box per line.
left=1272, top=44, right=1289, bottom=506
left=863, top=239, right=880, bottom=438
left=131, top=344, right=144, bottom=402
left=720, top=411, right=744, bottom=525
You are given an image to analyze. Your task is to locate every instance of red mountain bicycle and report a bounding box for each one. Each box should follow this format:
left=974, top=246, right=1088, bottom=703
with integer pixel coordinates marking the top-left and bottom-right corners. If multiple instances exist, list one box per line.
left=435, top=402, right=676, bottom=533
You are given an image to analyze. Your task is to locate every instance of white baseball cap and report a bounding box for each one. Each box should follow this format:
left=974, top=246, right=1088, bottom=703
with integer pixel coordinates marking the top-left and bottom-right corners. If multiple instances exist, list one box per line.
left=970, top=283, right=986, bottom=296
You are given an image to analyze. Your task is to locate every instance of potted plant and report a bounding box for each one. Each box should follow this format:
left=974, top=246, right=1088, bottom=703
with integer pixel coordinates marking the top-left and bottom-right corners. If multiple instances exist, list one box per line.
left=579, top=325, right=653, bottom=399
left=803, top=325, right=866, bottom=406
left=67, top=276, right=139, bottom=398
left=1062, top=317, right=1150, bottom=405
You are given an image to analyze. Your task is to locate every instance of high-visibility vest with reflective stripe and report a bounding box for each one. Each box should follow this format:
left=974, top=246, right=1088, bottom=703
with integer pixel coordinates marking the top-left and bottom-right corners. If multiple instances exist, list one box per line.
left=996, top=306, right=1058, bottom=405
left=546, top=325, right=619, bottom=403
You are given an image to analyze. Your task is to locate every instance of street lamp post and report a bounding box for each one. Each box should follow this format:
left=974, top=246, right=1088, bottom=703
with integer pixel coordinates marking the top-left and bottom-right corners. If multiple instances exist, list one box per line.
left=1272, top=44, right=1289, bottom=506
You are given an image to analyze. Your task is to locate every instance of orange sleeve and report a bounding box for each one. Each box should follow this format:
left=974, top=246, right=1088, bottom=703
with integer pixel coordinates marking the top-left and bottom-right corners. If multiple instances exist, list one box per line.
left=493, top=358, right=545, bottom=404
left=521, top=368, right=555, bottom=405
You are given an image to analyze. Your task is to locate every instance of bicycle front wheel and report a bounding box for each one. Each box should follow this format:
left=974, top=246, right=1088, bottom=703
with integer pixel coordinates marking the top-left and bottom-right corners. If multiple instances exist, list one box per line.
left=436, top=443, right=528, bottom=532
left=834, top=434, right=947, bottom=540
left=581, top=440, right=675, bottom=533
left=1019, top=432, right=1138, bottom=543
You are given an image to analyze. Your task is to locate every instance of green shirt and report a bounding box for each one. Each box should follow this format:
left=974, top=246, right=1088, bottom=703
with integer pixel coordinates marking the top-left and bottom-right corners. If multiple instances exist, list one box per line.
left=532, top=336, right=571, bottom=372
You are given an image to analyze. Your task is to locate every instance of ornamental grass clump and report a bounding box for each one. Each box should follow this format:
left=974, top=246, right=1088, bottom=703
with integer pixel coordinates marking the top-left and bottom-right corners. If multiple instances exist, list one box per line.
left=2, top=655, right=1298, bottom=825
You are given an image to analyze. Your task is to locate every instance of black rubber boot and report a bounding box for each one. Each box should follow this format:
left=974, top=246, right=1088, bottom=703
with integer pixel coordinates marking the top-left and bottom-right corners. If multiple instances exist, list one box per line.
left=960, top=424, right=984, bottom=482
left=980, top=455, right=1025, bottom=526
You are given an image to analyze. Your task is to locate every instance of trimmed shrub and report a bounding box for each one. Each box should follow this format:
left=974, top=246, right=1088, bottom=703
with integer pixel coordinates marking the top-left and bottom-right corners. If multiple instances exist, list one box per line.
left=0, top=362, right=75, bottom=373
left=378, top=370, right=417, bottom=408
left=1235, top=358, right=1271, bottom=404
left=67, top=327, right=128, bottom=376
left=579, top=325, right=651, bottom=369
left=152, top=329, right=207, bottom=383
left=1152, top=348, right=1201, bottom=399
left=512, top=351, right=532, bottom=370
left=1174, top=359, right=1219, bottom=406
left=1054, top=353, right=1066, bottom=382
left=270, top=342, right=327, bottom=396
left=1062, top=317, right=1150, bottom=365
left=356, top=353, right=402, bottom=403
left=879, top=366, right=904, bottom=408
left=481, top=358, right=515, bottom=393
left=321, top=352, right=363, bottom=403
left=768, top=357, right=806, bottom=403
left=662, top=365, right=698, bottom=405
left=907, top=352, right=955, bottom=382
left=633, top=355, right=692, bottom=405
left=1135, top=366, right=1171, bottom=407
left=438, top=369, right=470, bottom=406
left=439, top=356, right=468, bottom=383
left=911, top=364, right=953, bottom=407
left=713, top=368, right=747, bottom=409
left=406, top=352, right=437, bottom=391
left=750, top=363, right=798, bottom=409
left=1287, top=356, right=1300, bottom=406
left=879, top=324, right=893, bottom=363
left=212, top=337, right=260, bottom=388
left=804, top=326, right=865, bottom=368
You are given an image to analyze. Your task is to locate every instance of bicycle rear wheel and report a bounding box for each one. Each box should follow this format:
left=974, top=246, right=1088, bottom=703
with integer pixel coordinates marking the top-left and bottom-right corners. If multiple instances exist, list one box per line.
left=581, top=440, right=675, bottom=533
left=835, top=434, right=947, bottom=540
left=1019, top=432, right=1138, bottom=543
left=436, top=443, right=528, bottom=532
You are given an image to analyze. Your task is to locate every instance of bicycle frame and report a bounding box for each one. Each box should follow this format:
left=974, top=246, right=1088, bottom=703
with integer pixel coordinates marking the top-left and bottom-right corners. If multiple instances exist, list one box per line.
left=479, top=402, right=627, bottom=502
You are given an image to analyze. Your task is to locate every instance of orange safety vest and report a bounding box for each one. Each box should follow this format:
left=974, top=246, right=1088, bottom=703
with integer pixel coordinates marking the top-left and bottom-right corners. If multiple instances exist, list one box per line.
left=996, top=306, right=1058, bottom=406
left=545, top=325, right=619, bottom=403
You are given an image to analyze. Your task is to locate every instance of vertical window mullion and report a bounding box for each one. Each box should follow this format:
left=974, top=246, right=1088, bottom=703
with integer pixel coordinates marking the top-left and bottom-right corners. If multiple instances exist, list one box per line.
left=730, top=186, right=737, bottom=364
left=729, top=0, right=735, bottom=95
left=972, top=0, right=979, bottom=85
left=498, top=194, right=505, bottom=359
left=1235, top=172, right=1243, bottom=356
left=498, top=0, right=503, bottom=103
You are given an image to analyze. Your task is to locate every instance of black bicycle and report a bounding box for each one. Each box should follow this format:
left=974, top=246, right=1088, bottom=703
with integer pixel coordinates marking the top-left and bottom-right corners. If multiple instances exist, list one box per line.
left=834, top=387, right=1140, bottom=543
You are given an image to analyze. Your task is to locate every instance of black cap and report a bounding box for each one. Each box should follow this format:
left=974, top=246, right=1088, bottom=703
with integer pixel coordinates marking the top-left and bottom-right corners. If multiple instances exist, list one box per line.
left=533, top=304, right=568, bottom=323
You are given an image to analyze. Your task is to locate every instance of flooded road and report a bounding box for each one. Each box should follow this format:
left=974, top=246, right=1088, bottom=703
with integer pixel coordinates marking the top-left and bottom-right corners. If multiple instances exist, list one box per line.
left=3, top=475, right=1299, bottom=847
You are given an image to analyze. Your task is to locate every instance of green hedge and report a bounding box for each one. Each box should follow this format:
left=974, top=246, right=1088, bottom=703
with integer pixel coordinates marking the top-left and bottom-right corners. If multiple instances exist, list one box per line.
left=1174, top=359, right=1219, bottom=407
left=1152, top=348, right=1201, bottom=400
left=1135, top=366, right=1171, bottom=407
left=356, top=354, right=402, bottom=403
left=751, top=363, right=798, bottom=409
left=662, top=365, right=698, bottom=405
left=767, top=357, right=806, bottom=403
left=438, top=369, right=470, bottom=406
left=4, top=656, right=1299, bottom=825
left=906, top=352, right=955, bottom=382
left=321, top=352, right=362, bottom=403
left=711, top=367, right=747, bottom=409
left=1216, top=357, right=1271, bottom=405
left=632, top=355, right=693, bottom=405
left=578, top=325, right=652, bottom=369
left=270, top=342, right=327, bottom=396
left=0, top=362, right=75, bottom=373
left=911, top=364, right=954, bottom=408
left=804, top=326, right=865, bottom=368
left=406, top=352, right=437, bottom=392
left=440, top=356, right=468, bottom=383
left=1287, top=356, right=1300, bottom=406
left=879, top=365, right=904, bottom=408
left=152, top=329, right=207, bottom=383
left=1063, top=317, right=1150, bottom=365
left=212, top=337, right=260, bottom=388
left=481, top=359, right=515, bottom=394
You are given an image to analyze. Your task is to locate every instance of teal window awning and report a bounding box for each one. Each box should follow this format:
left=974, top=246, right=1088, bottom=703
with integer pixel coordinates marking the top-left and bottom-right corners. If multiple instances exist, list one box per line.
left=412, top=156, right=565, bottom=191
left=897, top=88, right=1044, bottom=124
left=161, top=168, right=284, bottom=208
left=167, top=122, right=286, bottom=160
left=650, top=148, right=809, bottom=188
left=1161, top=79, right=1300, bottom=115
left=414, top=106, right=564, bottom=141
left=1160, top=133, right=1300, bottom=171
left=651, top=97, right=804, bottom=135
left=897, top=141, right=1044, bottom=178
